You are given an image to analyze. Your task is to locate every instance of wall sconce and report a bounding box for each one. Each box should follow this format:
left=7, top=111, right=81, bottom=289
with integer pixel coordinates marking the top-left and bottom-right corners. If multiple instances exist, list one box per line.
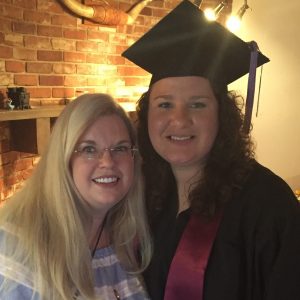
left=203, top=0, right=250, bottom=32
left=193, top=0, right=203, bottom=8
left=226, top=1, right=250, bottom=32
left=204, top=1, right=227, bottom=21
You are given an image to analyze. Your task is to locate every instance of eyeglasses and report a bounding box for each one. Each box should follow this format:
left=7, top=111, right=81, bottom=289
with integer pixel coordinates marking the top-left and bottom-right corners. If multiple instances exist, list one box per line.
left=73, top=144, right=138, bottom=161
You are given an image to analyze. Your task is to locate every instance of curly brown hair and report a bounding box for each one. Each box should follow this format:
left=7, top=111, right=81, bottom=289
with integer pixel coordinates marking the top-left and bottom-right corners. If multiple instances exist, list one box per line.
left=136, top=85, right=256, bottom=220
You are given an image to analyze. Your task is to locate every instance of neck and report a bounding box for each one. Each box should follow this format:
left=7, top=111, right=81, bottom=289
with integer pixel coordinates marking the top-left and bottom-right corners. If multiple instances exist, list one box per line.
left=172, top=165, right=203, bottom=215
left=89, top=215, right=108, bottom=255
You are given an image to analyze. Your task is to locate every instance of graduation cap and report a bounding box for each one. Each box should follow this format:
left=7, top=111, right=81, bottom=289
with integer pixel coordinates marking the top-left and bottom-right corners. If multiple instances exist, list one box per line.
left=122, top=0, right=270, bottom=132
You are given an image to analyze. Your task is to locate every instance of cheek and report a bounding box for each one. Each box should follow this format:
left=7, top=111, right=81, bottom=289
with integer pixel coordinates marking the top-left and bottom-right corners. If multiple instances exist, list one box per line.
left=148, top=111, right=163, bottom=144
left=71, top=158, right=90, bottom=188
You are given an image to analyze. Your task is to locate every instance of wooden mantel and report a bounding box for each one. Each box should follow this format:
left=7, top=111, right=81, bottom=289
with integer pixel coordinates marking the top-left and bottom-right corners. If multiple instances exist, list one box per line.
left=0, top=106, right=65, bottom=121
left=0, top=106, right=65, bottom=155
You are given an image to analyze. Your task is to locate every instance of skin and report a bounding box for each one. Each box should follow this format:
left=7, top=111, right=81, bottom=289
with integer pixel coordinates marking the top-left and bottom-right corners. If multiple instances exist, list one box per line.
left=71, top=114, right=135, bottom=235
left=148, top=76, right=219, bottom=211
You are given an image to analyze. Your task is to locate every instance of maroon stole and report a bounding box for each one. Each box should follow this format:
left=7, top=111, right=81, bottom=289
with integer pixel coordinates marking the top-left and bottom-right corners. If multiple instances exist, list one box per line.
left=164, top=212, right=222, bottom=300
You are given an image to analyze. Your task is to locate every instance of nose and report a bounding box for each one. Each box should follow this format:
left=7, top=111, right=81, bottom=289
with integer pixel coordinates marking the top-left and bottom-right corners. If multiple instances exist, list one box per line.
left=170, top=106, right=192, bottom=127
left=97, top=149, right=115, bottom=167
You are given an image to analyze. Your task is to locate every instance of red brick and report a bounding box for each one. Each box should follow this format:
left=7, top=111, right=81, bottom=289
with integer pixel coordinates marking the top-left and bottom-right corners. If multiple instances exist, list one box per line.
left=1, top=60, right=6, bottom=72
left=76, top=40, right=99, bottom=52
left=26, top=62, right=52, bottom=73
left=24, top=36, right=51, bottom=49
left=76, top=64, right=97, bottom=75
left=2, top=5, right=23, bottom=20
left=63, top=29, right=87, bottom=40
left=13, top=0, right=37, bottom=9
left=51, top=14, right=77, bottom=27
left=13, top=157, right=33, bottom=171
left=107, top=55, right=125, bottom=65
left=40, top=98, right=65, bottom=105
left=0, top=152, right=18, bottom=166
left=51, top=38, right=76, bottom=51
left=109, top=33, right=126, bottom=45
left=87, top=76, right=106, bottom=86
left=13, top=21, right=36, bottom=34
left=21, top=168, right=34, bottom=180
left=0, top=74, right=13, bottom=86
left=64, top=52, right=86, bottom=63
left=13, top=47, right=37, bottom=61
left=53, top=63, right=76, bottom=74
left=5, top=60, right=25, bottom=72
left=64, top=75, right=87, bottom=87
left=0, top=130, right=9, bottom=142
left=0, top=164, right=13, bottom=179
left=124, top=77, right=150, bottom=86
left=133, top=25, right=149, bottom=34
left=0, top=32, right=4, bottom=43
left=26, top=87, right=52, bottom=98
left=37, top=50, right=63, bottom=61
left=14, top=74, right=38, bottom=86
left=23, top=10, right=51, bottom=24
left=87, top=31, right=109, bottom=42
left=37, top=25, right=62, bottom=38
left=118, top=66, right=148, bottom=76
left=86, top=53, right=107, bottom=64
left=3, top=32, right=23, bottom=47
left=52, top=87, right=75, bottom=98
left=0, top=46, right=13, bottom=58
left=1, top=187, right=15, bottom=201
left=39, top=75, right=64, bottom=86
left=37, top=0, right=65, bottom=14
left=0, top=18, right=12, bottom=33
left=116, top=45, right=128, bottom=55
left=18, top=152, right=35, bottom=159
left=0, top=140, right=10, bottom=155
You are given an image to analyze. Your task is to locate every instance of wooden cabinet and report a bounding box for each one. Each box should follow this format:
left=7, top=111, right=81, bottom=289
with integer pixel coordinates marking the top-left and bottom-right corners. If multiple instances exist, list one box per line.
left=0, top=106, right=65, bottom=155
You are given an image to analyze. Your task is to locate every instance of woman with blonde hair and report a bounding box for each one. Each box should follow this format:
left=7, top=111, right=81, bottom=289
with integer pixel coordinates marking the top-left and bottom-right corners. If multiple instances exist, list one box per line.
left=0, top=93, right=152, bottom=300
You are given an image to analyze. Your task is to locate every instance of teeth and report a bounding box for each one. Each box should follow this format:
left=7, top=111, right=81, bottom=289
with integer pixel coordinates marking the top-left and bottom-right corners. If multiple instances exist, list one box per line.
left=93, top=177, right=118, bottom=183
left=170, top=136, right=191, bottom=141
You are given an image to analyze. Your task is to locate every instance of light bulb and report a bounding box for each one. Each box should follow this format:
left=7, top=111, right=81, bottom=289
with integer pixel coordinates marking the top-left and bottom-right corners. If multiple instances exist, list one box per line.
left=204, top=8, right=217, bottom=21
left=226, top=15, right=241, bottom=32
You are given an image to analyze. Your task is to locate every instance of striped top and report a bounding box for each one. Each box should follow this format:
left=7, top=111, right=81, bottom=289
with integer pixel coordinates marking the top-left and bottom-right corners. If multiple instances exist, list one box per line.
left=0, top=233, right=150, bottom=300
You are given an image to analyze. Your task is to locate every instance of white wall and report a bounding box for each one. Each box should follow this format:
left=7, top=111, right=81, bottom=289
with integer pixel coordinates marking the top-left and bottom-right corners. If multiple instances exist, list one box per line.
left=229, top=0, right=300, bottom=191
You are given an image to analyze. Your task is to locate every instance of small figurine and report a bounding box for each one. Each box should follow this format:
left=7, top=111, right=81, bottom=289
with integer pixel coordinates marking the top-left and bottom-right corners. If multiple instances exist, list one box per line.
left=6, top=98, right=15, bottom=110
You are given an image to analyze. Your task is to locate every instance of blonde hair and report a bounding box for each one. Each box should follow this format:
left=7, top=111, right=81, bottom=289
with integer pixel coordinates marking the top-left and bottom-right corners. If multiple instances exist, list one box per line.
left=0, top=94, right=152, bottom=300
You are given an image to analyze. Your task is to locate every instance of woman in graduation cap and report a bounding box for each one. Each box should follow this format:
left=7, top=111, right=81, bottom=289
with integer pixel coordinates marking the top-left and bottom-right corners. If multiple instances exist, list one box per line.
left=122, top=1, right=300, bottom=300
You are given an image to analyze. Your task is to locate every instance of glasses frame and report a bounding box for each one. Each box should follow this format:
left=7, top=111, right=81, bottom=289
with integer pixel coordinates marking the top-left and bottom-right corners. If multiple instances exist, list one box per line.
left=73, top=144, right=138, bottom=161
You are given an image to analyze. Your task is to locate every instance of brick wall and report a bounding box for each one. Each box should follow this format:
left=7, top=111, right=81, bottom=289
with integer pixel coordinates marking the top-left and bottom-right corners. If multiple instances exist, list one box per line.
left=0, top=0, right=232, bottom=202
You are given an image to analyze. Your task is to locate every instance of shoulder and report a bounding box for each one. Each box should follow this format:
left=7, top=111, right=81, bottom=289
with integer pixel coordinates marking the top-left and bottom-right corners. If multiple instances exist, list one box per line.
left=222, top=161, right=299, bottom=228
left=240, top=161, right=298, bottom=208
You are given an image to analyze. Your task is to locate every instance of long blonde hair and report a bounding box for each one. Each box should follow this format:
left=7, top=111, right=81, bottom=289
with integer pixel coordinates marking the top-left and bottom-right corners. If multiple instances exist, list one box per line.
left=0, top=94, right=152, bottom=299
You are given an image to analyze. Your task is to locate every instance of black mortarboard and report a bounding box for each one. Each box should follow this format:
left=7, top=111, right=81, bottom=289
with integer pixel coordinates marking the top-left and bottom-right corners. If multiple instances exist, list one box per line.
left=122, top=0, right=270, bottom=132
left=122, top=0, right=269, bottom=86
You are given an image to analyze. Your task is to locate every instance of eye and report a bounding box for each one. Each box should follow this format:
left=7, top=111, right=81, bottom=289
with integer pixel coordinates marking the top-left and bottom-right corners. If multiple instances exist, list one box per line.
left=189, top=101, right=206, bottom=109
left=80, top=145, right=97, bottom=154
left=112, top=145, right=130, bottom=153
left=158, top=101, right=172, bottom=109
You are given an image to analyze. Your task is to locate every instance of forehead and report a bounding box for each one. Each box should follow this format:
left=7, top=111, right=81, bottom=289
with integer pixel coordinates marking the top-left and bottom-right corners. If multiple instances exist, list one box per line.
left=78, top=114, right=130, bottom=142
left=150, top=76, right=215, bottom=98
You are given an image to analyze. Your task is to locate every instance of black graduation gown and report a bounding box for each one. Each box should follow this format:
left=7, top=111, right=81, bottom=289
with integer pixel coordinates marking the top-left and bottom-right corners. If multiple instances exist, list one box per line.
left=143, top=162, right=300, bottom=300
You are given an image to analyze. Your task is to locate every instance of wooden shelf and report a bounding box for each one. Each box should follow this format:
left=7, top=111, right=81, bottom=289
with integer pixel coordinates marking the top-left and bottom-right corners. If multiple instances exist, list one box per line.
left=0, top=106, right=65, bottom=121
left=0, top=106, right=65, bottom=155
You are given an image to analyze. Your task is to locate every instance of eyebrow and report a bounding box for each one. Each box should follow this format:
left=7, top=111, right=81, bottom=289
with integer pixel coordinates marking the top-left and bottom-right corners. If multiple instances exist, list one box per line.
left=151, top=94, right=211, bottom=101
left=77, top=139, right=132, bottom=146
left=151, top=94, right=173, bottom=101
